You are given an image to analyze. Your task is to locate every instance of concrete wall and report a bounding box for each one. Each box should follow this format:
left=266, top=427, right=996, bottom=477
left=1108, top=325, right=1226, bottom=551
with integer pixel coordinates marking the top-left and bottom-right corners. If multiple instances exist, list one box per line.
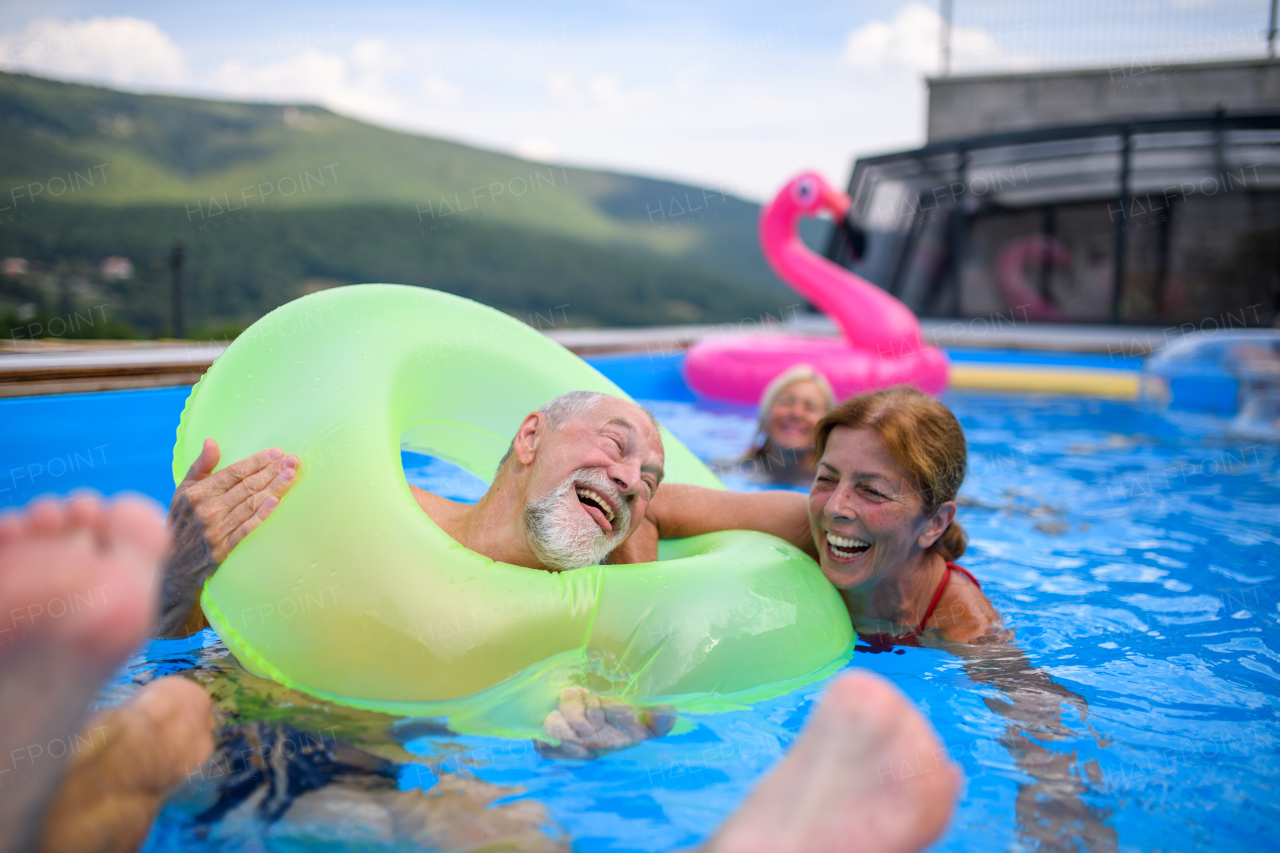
left=927, top=58, right=1280, bottom=142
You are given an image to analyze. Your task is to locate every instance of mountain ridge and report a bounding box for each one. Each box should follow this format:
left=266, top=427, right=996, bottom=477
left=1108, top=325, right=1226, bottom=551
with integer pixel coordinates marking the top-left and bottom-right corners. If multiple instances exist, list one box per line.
left=0, top=72, right=822, bottom=336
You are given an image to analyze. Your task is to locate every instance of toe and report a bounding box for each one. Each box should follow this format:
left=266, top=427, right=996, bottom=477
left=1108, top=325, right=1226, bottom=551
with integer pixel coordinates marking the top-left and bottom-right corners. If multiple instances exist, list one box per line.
left=63, top=493, right=104, bottom=551
left=103, top=496, right=167, bottom=580
left=105, top=496, right=167, bottom=556
left=65, top=493, right=104, bottom=533
left=824, top=670, right=904, bottom=732
left=27, top=498, right=67, bottom=537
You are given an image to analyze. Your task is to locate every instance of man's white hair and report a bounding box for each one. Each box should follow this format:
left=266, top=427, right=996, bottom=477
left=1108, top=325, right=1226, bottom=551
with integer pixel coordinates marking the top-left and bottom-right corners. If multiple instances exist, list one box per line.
left=538, top=390, right=615, bottom=430
left=498, top=391, right=659, bottom=469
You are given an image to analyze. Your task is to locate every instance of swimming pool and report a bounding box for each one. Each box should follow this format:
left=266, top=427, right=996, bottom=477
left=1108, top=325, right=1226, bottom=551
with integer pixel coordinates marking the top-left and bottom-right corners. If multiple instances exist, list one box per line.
left=2, top=363, right=1277, bottom=852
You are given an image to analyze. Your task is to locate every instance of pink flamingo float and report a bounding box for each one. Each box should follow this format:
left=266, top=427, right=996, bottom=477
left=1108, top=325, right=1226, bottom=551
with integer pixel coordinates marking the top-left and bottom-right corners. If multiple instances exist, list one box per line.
left=684, top=171, right=949, bottom=404
left=994, top=234, right=1070, bottom=321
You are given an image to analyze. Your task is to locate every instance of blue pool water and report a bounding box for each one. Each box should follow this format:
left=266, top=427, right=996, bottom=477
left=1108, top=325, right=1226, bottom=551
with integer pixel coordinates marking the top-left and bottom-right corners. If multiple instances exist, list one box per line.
left=2, top=361, right=1277, bottom=852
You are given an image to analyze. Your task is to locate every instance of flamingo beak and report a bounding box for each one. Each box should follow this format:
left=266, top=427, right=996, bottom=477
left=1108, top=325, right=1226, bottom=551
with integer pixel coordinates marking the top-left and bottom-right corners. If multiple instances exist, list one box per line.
left=822, top=185, right=852, bottom=220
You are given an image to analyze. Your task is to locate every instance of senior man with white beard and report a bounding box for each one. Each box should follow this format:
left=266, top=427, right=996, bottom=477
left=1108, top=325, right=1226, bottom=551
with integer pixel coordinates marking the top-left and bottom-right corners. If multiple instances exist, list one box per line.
left=407, top=391, right=663, bottom=573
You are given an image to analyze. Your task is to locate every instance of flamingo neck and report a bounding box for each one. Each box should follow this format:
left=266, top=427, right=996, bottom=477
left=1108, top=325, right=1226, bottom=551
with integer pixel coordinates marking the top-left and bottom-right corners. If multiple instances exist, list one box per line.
left=761, top=209, right=924, bottom=353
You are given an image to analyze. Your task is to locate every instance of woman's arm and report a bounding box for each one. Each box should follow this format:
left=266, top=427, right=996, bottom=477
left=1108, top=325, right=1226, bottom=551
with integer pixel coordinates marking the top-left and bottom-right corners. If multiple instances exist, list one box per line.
left=610, top=484, right=815, bottom=565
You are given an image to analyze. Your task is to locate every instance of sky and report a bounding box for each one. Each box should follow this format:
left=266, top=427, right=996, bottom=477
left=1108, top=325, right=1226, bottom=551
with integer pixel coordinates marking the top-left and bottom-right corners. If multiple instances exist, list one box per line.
left=0, top=1, right=1270, bottom=200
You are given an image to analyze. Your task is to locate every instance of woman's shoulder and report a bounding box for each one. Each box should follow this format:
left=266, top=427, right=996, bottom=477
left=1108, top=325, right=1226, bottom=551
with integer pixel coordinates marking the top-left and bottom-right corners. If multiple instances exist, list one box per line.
left=932, top=563, right=1002, bottom=643
left=945, top=562, right=981, bottom=588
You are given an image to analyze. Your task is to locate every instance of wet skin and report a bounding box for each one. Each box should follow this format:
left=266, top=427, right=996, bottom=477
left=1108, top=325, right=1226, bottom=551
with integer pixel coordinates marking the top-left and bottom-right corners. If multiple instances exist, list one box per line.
left=704, top=671, right=959, bottom=853
left=160, top=398, right=664, bottom=634
left=808, top=429, right=1116, bottom=852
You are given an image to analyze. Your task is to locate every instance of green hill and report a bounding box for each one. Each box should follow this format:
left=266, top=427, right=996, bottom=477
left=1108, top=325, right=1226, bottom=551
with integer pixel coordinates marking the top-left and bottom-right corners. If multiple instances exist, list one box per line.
left=0, top=72, right=814, bottom=338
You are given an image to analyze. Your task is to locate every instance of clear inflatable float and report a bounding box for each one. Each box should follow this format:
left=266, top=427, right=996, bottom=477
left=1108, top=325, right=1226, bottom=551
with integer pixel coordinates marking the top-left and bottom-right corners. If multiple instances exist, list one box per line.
left=1143, top=330, right=1280, bottom=434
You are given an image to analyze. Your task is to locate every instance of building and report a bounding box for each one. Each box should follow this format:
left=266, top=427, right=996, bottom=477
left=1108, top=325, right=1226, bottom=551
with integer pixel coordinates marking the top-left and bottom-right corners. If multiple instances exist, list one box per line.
left=829, top=59, right=1280, bottom=327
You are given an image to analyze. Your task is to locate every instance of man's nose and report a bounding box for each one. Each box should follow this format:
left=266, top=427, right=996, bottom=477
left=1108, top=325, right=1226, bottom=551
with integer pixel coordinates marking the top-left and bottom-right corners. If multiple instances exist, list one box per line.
left=610, top=459, right=641, bottom=497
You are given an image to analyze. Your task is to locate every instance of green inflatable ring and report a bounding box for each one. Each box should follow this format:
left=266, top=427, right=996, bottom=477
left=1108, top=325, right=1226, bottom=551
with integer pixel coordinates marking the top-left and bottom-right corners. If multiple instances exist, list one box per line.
left=174, top=285, right=852, bottom=734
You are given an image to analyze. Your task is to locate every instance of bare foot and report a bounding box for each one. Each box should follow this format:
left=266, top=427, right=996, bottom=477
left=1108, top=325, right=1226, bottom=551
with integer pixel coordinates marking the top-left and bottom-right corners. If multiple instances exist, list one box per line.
left=38, top=677, right=215, bottom=853
left=706, top=671, right=960, bottom=853
left=0, top=495, right=164, bottom=853
left=541, top=686, right=675, bottom=759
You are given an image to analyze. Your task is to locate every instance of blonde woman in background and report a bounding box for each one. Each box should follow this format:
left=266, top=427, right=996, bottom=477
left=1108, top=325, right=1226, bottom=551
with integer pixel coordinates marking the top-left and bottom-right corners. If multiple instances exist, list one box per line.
left=737, top=364, right=835, bottom=484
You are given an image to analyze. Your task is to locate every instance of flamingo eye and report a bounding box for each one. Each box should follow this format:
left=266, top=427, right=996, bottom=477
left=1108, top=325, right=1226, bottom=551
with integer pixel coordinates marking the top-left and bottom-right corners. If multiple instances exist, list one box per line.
left=792, top=178, right=816, bottom=204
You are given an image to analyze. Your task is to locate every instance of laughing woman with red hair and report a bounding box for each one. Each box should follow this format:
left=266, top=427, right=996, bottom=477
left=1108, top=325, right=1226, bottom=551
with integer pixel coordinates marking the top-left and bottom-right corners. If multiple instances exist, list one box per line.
left=804, top=386, right=1002, bottom=647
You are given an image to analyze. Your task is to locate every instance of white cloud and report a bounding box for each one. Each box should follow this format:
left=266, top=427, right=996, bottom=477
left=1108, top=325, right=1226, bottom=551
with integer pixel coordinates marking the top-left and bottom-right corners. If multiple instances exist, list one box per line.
left=844, top=3, right=940, bottom=73
left=546, top=70, right=578, bottom=104
left=0, top=17, right=185, bottom=86
left=208, top=49, right=348, bottom=99
left=545, top=71, right=644, bottom=112
left=950, top=23, right=1019, bottom=72
left=586, top=75, right=627, bottom=111
left=842, top=2, right=1016, bottom=75
left=194, top=35, right=459, bottom=115
left=422, top=72, right=461, bottom=104
left=350, top=38, right=401, bottom=74
left=201, top=46, right=411, bottom=124
left=515, top=135, right=557, bottom=162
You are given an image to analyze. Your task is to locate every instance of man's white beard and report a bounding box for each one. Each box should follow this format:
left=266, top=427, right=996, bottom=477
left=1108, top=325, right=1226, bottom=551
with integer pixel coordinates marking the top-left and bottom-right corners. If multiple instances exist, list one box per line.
left=525, top=469, right=631, bottom=571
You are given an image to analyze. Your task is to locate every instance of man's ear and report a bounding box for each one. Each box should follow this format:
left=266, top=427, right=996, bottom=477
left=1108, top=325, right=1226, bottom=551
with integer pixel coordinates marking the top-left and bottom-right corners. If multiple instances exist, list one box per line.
left=918, top=501, right=957, bottom=549
left=512, top=412, right=546, bottom=467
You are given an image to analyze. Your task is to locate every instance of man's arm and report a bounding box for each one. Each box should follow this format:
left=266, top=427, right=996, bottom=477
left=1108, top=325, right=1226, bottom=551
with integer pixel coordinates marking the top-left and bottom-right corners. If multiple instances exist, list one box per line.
left=154, top=439, right=299, bottom=638
left=610, top=484, right=815, bottom=564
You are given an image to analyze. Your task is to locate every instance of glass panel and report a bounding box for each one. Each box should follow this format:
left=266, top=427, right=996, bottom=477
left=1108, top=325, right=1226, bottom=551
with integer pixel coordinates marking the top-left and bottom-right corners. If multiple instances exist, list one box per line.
left=840, top=117, right=1280, bottom=326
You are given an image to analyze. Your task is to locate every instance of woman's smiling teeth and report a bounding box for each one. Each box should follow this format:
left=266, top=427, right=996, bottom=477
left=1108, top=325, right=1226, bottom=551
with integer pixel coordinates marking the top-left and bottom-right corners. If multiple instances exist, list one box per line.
left=576, top=487, right=615, bottom=522
left=826, top=532, right=869, bottom=560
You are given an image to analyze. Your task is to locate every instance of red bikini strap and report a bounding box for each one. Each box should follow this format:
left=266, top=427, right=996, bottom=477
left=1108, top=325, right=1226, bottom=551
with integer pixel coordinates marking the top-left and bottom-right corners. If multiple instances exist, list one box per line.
left=947, top=563, right=981, bottom=590
left=914, top=563, right=980, bottom=637
left=914, top=567, right=953, bottom=637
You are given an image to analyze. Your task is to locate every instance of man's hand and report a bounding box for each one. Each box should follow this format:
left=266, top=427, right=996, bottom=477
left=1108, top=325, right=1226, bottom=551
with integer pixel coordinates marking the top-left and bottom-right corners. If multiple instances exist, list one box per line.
left=540, top=687, right=675, bottom=759
left=172, top=439, right=299, bottom=563
left=154, top=439, right=299, bottom=638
